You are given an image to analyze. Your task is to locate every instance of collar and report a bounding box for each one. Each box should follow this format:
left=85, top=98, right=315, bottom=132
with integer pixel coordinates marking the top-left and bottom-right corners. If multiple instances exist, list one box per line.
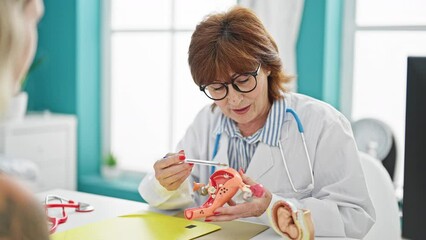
left=216, top=98, right=286, bottom=146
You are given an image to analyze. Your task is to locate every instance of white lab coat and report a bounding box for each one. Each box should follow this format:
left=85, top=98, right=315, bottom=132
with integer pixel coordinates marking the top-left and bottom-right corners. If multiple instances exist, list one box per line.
left=139, top=92, right=375, bottom=238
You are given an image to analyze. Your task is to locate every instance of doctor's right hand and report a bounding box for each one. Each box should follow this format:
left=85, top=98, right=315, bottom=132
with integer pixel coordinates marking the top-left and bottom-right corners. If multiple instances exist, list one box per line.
left=154, top=150, right=193, bottom=191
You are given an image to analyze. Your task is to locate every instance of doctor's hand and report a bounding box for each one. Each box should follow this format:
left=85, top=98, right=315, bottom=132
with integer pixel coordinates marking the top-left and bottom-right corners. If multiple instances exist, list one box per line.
left=205, top=170, right=272, bottom=222
left=153, top=150, right=193, bottom=191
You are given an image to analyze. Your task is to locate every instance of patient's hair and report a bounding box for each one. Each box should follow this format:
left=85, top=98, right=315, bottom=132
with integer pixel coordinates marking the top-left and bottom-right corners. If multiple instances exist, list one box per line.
left=0, top=0, right=27, bottom=113
left=0, top=174, right=50, bottom=240
left=0, top=0, right=49, bottom=239
left=188, top=6, right=292, bottom=104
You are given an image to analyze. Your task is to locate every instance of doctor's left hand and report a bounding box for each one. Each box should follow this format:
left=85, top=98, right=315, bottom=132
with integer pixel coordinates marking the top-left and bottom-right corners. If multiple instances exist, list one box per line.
left=205, top=170, right=272, bottom=222
left=154, top=150, right=193, bottom=191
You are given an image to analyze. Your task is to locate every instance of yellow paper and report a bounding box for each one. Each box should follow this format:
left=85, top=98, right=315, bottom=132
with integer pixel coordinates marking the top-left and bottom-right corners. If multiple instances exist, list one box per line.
left=51, top=211, right=220, bottom=240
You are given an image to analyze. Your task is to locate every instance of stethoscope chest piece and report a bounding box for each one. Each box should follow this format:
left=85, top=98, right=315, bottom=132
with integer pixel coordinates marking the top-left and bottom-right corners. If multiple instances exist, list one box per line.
left=76, top=202, right=95, bottom=212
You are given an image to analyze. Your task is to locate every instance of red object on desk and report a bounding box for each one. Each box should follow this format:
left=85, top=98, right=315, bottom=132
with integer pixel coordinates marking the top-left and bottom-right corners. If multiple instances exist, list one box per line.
left=44, top=195, right=94, bottom=234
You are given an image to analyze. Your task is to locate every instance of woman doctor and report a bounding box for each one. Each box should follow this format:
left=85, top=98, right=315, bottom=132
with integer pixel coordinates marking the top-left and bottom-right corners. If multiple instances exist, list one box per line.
left=139, top=6, right=375, bottom=239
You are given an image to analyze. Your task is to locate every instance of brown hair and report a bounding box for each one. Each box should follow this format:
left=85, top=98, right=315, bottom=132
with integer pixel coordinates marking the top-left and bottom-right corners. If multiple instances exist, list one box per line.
left=188, top=6, right=292, bottom=104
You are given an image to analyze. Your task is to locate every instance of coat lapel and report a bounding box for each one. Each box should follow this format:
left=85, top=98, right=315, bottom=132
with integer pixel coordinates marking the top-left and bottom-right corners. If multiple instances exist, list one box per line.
left=212, top=134, right=274, bottom=180
left=212, top=133, right=229, bottom=167
left=246, top=142, right=274, bottom=181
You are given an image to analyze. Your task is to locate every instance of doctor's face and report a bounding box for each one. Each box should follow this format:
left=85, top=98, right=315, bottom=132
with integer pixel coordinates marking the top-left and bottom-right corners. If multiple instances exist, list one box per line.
left=214, top=65, right=271, bottom=134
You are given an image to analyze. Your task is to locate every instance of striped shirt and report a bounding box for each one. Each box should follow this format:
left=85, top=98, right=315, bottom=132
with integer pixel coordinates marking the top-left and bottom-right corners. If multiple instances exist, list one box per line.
left=217, top=98, right=286, bottom=171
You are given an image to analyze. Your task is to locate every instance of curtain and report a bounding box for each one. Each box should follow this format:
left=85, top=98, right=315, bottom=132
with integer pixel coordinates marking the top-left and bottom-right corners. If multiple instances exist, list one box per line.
left=239, top=0, right=305, bottom=91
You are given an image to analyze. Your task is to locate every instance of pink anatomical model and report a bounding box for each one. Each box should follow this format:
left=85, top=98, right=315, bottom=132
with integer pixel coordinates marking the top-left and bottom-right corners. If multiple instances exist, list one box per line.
left=184, top=168, right=264, bottom=220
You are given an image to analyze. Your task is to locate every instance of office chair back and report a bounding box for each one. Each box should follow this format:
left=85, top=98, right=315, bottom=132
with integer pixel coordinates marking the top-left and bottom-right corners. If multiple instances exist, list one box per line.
left=359, top=152, right=401, bottom=240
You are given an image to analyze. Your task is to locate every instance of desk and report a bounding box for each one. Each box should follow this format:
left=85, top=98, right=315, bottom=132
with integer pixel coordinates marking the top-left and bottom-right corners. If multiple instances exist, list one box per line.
left=36, top=189, right=350, bottom=240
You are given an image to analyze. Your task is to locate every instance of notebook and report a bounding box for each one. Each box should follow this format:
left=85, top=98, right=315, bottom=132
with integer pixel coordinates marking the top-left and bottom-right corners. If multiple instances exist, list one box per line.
left=174, top=212, right=269, bottom=240
left=51, top=211, right=221, bottom=240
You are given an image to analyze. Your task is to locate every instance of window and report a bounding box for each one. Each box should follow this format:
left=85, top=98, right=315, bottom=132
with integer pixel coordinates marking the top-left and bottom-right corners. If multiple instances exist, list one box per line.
left=341, top=0, right=426, bottom=198
left=104, top=0, right=237, bottom=172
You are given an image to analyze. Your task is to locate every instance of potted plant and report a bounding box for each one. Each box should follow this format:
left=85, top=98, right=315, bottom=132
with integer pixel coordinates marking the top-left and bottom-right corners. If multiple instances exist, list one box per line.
left=102, top=152, right=121, bottom=179
left=4, top=57, right=44, bottom=121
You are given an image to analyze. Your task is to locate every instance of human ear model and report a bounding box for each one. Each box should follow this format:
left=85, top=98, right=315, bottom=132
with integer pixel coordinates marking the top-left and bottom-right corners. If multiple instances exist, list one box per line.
left=271, top=200, right=314, bottom=240
left=184, top=167, right=264, bottom=220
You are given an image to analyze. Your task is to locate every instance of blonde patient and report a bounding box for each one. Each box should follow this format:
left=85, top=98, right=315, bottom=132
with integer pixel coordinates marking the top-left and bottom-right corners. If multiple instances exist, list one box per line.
left=0, top=0, right=48, bottom=239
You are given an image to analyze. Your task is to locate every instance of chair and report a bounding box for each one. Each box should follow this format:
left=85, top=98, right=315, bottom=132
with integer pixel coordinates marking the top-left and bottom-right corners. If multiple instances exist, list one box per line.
left=352, top=118, right=397, bottom=181
left=359, top=152, right=401, bottom=240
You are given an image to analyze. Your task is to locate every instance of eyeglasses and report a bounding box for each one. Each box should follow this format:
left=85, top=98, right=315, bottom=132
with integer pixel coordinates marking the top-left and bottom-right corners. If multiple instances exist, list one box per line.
left=199, top=64, right=261, bottom=101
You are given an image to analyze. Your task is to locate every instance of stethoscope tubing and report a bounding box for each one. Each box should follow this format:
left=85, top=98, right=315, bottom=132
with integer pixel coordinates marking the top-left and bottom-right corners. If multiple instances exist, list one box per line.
left=45, top=203, right=93, bottom=212
left=44, top=195, right=95, bottom=234
left=279, top=108, right=314, bottom=193
left=45, top=203, right=79, bottom=209
left=209, top=107, right=314, bottom=193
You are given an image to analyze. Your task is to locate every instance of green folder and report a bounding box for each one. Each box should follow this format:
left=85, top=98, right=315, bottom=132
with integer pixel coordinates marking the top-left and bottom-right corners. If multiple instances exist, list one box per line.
left=51, top=211, right=221, bottom=240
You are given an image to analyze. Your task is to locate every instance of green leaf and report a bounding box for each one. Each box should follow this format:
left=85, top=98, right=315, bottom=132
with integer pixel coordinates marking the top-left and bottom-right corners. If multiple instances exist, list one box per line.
left=104, top=153, right=118, bottom=167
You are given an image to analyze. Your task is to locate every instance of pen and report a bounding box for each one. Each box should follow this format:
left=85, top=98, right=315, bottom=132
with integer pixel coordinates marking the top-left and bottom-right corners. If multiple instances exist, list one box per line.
left=184, top=158, right=228, bottom=167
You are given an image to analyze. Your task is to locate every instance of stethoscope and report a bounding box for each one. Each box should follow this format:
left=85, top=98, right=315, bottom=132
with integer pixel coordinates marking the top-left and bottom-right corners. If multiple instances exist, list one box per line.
left=44, top=195, right=94, bottom=234
left=211, top=108, right=314, bottom=193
